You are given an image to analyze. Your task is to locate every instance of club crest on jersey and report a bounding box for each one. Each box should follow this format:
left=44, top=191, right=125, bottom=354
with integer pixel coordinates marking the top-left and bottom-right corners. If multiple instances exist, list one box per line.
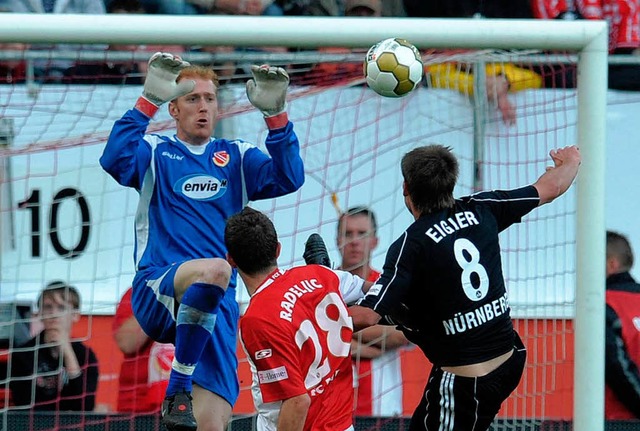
left=213, top=151, right=230, bottom=167
left=174, top=174, right=228, bottom=201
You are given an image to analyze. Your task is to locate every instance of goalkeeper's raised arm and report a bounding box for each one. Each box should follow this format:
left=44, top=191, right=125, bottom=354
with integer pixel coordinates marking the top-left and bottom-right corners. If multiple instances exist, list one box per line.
left=98, top=52, right=304, bottom=431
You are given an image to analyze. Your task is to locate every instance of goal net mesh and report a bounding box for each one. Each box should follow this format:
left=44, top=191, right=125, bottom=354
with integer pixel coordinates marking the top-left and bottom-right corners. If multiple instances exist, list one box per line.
left=0, top=45, right=579, bottom=430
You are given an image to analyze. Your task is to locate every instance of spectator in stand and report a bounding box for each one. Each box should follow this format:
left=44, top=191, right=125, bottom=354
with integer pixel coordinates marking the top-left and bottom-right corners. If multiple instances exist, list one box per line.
left=605, top=231, right=640, bottom=419
left=337, top=206, right=410, bottom=417
left=113, top=287, right=175, bottom=413
left=379, top=0, right=406, bottom=17
left=426, top=62, right=543, bottom=125
left=304, top=0, right=386, bottom=84
left=193, top=0, right=288, bottom=83
left=0, top=0, right=105, bottom=82
left=9, top=281, right=99, bottom=411
left=403, top=0, right=532, bottom=18
left=65, top=0, right=185, bottom=85
left=0, top=0, right=104, bottom=15
left=0, top=6, right=27, bottom=84
left=105, top=0, right=203, bottom=14
left=401, top=1, right=542, bottom=125
left=209, top=0, right=282, bottom=15
left=341, top=0, right=405, bottom=16
left=532, top=1, right=640, bottom=91
left=343, top=0, right=380, bottom=16
left=532, top=1, right=638, bottom=54
left=0, top=42, right=27, bottom=84
left=277, top=0, right=340, bottom=16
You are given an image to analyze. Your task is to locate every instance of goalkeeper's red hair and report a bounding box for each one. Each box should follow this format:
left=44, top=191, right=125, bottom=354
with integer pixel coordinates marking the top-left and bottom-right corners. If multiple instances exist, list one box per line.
left=177, top=65, right=220, bottom=89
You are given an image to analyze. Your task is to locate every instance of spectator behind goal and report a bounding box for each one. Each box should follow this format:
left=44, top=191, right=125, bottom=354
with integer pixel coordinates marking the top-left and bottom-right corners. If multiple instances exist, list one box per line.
left=605, top=230, right=640, bottom=419
left=113, top=287, right=175, bottom=413
left=336, top=206, right=409, bottom=416
left=9, top=281, right=99, bottom=411
left=64, top=0, right=186, bottom=85
left=0, top=0, right=105, bottom=82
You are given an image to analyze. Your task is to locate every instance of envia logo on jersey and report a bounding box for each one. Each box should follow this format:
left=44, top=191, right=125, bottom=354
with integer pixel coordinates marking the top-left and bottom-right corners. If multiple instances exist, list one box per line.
left=174, top=174, right=228, bottom=201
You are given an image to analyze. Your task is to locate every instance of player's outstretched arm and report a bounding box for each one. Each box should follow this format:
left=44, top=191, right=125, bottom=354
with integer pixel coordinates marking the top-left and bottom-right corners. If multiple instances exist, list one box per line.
left=533, top=145, right=581, bottom=206
left=134, top=52, right=195, bottom=118
left=246, top=64, right=290, bottom=130
left=349, top=304, right=382, bottom=332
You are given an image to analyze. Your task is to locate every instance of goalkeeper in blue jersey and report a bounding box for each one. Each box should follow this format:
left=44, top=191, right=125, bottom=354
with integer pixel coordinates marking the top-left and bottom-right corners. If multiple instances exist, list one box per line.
left=99, top=52, right=304, bottom=431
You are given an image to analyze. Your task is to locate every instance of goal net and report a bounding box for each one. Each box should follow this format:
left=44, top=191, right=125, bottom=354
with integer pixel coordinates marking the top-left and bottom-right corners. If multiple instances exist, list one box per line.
left=0, top=15, right=606, bottom=431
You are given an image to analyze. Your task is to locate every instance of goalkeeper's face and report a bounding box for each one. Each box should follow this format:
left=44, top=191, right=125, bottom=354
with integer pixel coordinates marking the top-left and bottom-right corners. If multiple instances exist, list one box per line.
left=170, top=78, right=219, bottom=146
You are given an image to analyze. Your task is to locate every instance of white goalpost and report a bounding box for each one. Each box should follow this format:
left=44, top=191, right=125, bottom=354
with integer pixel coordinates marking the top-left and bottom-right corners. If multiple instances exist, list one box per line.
left=0, top=14, right=607, bottom=431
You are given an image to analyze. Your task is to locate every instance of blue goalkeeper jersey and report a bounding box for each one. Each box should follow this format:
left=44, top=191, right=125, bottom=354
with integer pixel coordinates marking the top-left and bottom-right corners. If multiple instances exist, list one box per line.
left=100, top=108, right=305, bottom=279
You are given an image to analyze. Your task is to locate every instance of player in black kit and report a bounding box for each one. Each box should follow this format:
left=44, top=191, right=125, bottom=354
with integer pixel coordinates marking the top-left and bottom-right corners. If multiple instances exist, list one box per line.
left=349, top=144, right=581, bottom=431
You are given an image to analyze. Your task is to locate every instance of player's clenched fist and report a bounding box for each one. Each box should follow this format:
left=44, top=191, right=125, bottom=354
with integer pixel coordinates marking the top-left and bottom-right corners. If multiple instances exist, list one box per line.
left=135, top=52, right=195, bottom=117
left=246, top=64, right=290, bottom=129
left=549, top=145, right=581, bottom=168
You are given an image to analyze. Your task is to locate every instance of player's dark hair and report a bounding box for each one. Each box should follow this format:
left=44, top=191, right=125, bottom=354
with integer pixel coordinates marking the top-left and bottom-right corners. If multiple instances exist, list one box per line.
left=37, top=280, right=81, bottom=311
left=337, top=206, right=378, bottom=236
left=606, top=230, right=634, bottom=271
left=401, top=144, right=458, bottom=214
left=225, top=207, right=278, bottom=275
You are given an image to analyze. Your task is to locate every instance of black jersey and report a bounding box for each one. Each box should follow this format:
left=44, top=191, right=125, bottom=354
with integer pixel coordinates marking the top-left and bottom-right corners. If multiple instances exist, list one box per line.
left=358, top=185, right=539, bottom=366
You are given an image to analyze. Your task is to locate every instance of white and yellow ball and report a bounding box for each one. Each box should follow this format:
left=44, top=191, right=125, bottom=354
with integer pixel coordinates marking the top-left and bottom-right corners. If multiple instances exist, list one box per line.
left=364, top=38, right=423, bottom=98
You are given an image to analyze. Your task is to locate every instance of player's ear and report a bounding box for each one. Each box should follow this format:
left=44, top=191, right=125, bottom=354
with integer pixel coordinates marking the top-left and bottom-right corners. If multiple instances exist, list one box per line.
left=606, top=256, right=619, bottom=277
left=370, top=235, right=379, bottom=250
left=226, top=252, right=237, bottom=269
left=168, top=101, right=178, bottom=119
left=276, top=242, right=282, bottom=259
left=402, top=181, right=409, bottom=197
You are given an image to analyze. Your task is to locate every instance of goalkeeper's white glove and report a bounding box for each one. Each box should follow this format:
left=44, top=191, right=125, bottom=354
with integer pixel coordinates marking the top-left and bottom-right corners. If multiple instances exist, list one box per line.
left=135, top=52, right=195, bottom=118
left=246, top=64, right=290, bottom=129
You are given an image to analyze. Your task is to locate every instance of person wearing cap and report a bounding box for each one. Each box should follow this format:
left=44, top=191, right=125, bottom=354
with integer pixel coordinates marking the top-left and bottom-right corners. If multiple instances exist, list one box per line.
left=344, top=0, right=381, bottom=16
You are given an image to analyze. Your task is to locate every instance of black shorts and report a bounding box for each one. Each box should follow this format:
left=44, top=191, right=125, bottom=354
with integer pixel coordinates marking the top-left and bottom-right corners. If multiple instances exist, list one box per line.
left=410, top=333, right=526, bottom=431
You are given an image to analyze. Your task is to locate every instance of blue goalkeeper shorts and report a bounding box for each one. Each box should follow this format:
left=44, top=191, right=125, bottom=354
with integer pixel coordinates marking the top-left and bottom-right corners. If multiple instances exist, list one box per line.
left=132, top=263, right=240, bottom=406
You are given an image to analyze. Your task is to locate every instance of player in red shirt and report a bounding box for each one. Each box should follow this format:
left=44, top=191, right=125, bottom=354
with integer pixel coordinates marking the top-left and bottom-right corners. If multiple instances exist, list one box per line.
left=225, top=207, right=367, bottom=431
left=113, top=288, right=175, bottom=412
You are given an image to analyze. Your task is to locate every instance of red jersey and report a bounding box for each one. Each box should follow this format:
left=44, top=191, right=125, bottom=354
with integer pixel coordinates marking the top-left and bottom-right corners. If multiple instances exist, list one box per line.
left=605, top=287, right=640, bottom=419
left=113, top=288, right=174, bottom=413
left=531, top=0, right=639, bottom=51
left=239, top=266, right=365, bottom=431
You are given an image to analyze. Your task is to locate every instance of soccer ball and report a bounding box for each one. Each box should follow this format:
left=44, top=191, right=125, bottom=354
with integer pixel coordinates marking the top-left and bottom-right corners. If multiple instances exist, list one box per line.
left=364, top=38, right=423, bottom=98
